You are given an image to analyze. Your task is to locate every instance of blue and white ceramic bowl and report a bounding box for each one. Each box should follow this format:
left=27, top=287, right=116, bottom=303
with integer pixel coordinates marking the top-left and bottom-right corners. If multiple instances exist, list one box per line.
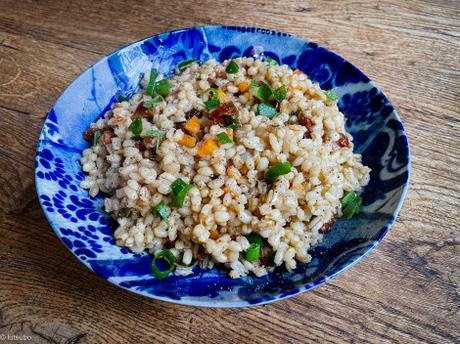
left=35, top=26, right=410, bottom=307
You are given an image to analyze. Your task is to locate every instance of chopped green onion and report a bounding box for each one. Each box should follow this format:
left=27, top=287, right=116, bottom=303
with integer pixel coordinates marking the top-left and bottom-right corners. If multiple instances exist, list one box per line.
left=246, top=233, right=263, bottom=247
left=171, top=184, right=193, bottom=208
left=178, top=59, right=198, bottom=72
left=245, top=243, right=261, bottom=261
left=256, top=82, right=274, bottom=102
left=170, top=178, right=194, bottom=208
left=340, top=191, right=358, bottom=208
left=273, top=85, right=287, bottom=102
left=205, top=99, right=220, bottom=110
left=250, top=80, right=259, bottom=88
left=142, top=129, right=166, bottom=151
left=257, top=103, right=278, bottom=119
left=204, top=88, right=220, bottom=110
left=92, top=130, right=101, bottom=146
left=340, top=191, right=362, bottom=219
left=151, top=250, right=176, bottom=279
left=354, top=199, right=362, bottom=215
left=216, top=132, right=232, bottom=144
left=143, top=100, right=154, bottom=109
left=154, top=79, right=171, bottom=97
left=226, top=61, right=239, bottom=74
left=265, top=162, right=292, bottom=183
left=118, top=207, right=132, bottom=218
left=128, top=117, right=143, bottom=136
left=152, top=95, right=164, bottom=103
left=146, top=68, right=159, bottom=96
left=171, top=178, right=187, bottom=195
left=325, top=90, right=339, bottom=102
left=266, top=56, right=278, bottom=66
left=142, top=129, right=166, bottom=138
left=343, top=202, right=359, bottom=219
left=205, top=88, right=219, bottom=100
left=224, top=116, right=241, bottom=130
left=152, top=201, right=169, bottom=223
left=143, top=96, right=164, bottom=108
left=255, top=82, right=285, bottom=104
left=118, top=95, right=129, bottom=102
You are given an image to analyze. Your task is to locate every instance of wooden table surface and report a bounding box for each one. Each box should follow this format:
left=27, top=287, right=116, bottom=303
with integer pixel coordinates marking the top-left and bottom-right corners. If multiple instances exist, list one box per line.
left=0, top=0, right=459, bottom=343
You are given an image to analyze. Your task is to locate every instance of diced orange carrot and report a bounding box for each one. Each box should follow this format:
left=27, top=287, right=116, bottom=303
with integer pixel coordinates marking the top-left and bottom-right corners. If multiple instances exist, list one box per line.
left=225, top=128, right=233, bottom=140
left=294, top=69, right=304, bottom=75
left=237, top=82, right=249, bottom=92
left=197, top=138, right=218, bottom=157
left=294, top=85, right=303, bottom=91
left=223, top=186, right=230, bottom=193
left=209, top=229, right=219, bottom=240
left=178, top=134, right=196, bottom=148
left=184, top=115, right=201, bottom=136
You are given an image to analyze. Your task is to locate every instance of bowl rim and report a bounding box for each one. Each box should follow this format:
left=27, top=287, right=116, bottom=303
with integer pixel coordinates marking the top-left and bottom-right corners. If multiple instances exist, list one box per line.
left=35, top=25, right=411, bottom=307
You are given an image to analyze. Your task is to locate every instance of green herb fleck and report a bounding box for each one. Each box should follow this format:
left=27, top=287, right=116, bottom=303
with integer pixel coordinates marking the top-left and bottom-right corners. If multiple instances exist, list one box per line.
left=250, top=80, right=259, bottom=88
left=265, top=162, right=292, bottom=183
left=257, top=103, right=278, bottom=119
left=273, top=85, right=287, bottom=102
left=266, top=56, right=278, bottom=66
left=92, top=131, right=101, bottom=146
left=226, top=61, right=239, bottom=74
left=142, top=129, right=166, bottom=138
left=152, top=201, right=170, bottom=223
left=146, top=68, right=159, bottom=96
left=142, top=129, right=166, bottom=151
left=216, top=132, right=232, bottom=144
left=154, top=79, right=171, bottom=97
left=325, top=90, right=339, bottom=102
left=178, top=59, right=198, bottom=72
left=256, top=83, right=274, bottom=102
left=143, top=95, right=164, bottom=108
left=128, top=117, right=143, bottom=136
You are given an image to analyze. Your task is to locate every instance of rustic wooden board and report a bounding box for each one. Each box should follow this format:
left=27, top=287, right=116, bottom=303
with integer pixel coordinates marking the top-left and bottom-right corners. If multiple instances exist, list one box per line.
left=0, top=0, right=458, bottom=342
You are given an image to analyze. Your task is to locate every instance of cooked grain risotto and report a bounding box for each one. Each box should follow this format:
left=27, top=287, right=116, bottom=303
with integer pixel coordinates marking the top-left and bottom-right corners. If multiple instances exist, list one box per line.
left=80, top=57, right=371, bottom=278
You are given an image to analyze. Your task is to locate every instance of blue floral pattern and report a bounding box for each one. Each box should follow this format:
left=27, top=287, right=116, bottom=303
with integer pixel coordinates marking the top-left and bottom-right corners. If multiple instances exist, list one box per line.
left=35, top=26, right=410, bottom=307
left=36, top=147, right=83, bottom=191
left=60, top=225, right=104, bottom=260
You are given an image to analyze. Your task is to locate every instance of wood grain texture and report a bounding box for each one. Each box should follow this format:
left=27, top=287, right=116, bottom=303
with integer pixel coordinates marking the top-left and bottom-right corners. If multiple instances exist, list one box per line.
left=0, top=0, right=459, bottom=342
